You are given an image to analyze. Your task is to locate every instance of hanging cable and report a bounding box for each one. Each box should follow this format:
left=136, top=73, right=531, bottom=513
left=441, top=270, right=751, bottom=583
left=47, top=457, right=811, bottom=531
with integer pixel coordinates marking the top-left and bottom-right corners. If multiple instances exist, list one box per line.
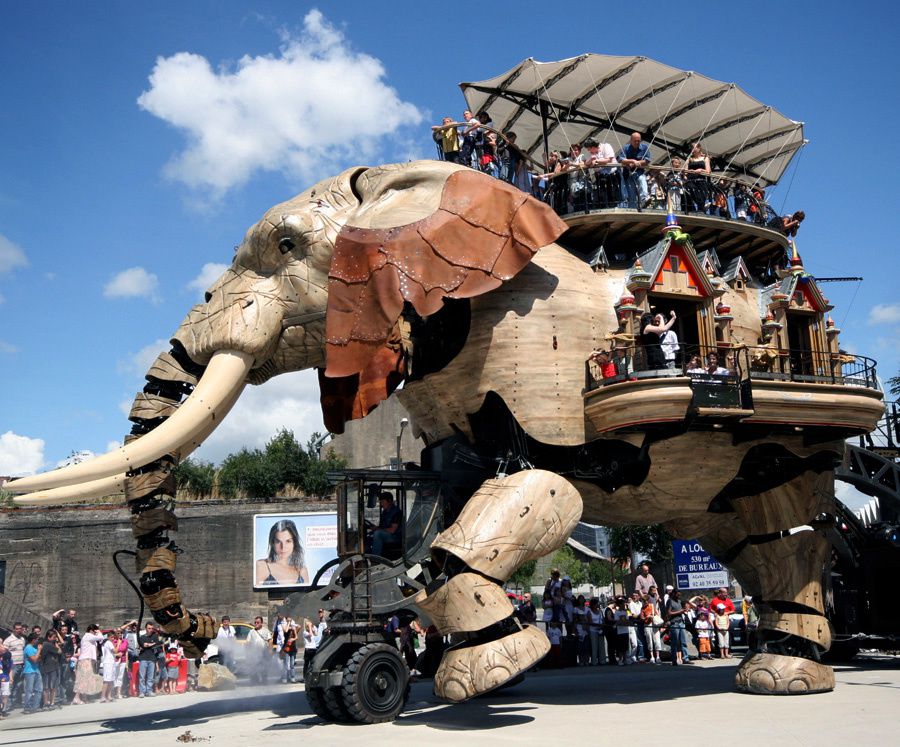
left=531, top=59, right=574, bottom=157
left=113, top=549, right=146, bottom=630
left=778, top=145, right=804, bottom=213
left=839, top=278, right=863, bottom=330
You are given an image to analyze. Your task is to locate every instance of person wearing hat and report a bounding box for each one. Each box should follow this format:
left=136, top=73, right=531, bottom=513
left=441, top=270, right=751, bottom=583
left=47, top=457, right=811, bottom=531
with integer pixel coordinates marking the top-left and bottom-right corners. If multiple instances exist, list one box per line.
left=713, top=603, right=731, bottom=658
left=695, top=610, right=713, bottom=659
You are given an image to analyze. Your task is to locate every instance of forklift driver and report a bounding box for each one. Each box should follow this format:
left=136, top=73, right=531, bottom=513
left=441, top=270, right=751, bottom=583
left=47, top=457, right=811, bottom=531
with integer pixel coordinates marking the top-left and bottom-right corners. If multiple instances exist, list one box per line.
left=367, top=491, right=403, bottom=557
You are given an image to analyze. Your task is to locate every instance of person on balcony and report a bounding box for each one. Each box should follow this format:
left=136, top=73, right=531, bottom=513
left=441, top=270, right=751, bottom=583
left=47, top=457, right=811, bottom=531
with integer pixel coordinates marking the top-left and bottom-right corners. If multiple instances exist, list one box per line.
left=640, top=311, right=677, bottom=370
left=656, top=312, right=680, bottom=369
left=567, top=143, right=589, bottom=212
left=703, top=351, right=729, bottom=376
left=771, top=210, right=805, bottom=237
left=618, top=132, right=651, bottom=208
left=590, top=349, right=618, bottom=381
left=431, top=117, right=460, bottom=164
left=583, top=138, right=618, bottom=208
left=665, top=159, right=685, bottom=211
left=684, top=142, right=711, bottom=213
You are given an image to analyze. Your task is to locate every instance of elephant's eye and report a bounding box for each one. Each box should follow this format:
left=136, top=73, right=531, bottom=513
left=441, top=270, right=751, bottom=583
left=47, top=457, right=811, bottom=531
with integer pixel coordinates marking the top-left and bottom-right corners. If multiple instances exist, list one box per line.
left=278, top=237, right=296, bottom=255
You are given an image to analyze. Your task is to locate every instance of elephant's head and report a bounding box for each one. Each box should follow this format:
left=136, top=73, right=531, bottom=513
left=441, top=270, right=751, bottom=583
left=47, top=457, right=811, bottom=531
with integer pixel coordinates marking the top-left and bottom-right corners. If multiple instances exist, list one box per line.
left=10, top=161, right=567, bottom=501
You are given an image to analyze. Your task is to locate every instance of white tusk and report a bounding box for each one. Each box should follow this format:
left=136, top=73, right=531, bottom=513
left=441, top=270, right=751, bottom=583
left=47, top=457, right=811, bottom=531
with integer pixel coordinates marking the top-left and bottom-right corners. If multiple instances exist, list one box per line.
left=13, top=473, right=128, bottom=507
left=8, top=350, right=252, bottom=494
left=12, top=382, right=244, bottom=507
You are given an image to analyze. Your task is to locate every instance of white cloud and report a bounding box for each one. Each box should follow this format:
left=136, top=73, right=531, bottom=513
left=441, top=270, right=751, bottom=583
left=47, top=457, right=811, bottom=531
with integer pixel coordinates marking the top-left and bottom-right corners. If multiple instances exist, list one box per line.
left=0, top=234, right=28, bottom=274
left=137, top=9, right=423, bottom=194
left=192, top=369, right=324, bottom=464
left=187, top=262, right=229, bottom=298
left=103, top=267, right=160, bottom=301
left=55, top=449, right=96, bottom=468
left=0, top=431, right=45, bottom=476
left=106, top=440, right=122, bottom=452
left=868, top=303, right=900, bottom=325
left=0, top=340, right=18, bottom=354
left=117, top=338, right=170, bottom=378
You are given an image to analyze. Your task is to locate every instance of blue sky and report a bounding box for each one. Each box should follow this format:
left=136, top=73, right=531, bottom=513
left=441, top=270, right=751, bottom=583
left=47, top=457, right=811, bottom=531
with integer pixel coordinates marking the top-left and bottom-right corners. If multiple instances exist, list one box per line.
left=1, top=2, right=897, bottom=511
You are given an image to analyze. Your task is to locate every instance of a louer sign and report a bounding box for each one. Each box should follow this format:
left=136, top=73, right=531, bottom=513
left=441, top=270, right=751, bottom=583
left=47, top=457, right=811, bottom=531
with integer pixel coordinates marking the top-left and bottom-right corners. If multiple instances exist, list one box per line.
left=671, top=540, right=728, bottom=590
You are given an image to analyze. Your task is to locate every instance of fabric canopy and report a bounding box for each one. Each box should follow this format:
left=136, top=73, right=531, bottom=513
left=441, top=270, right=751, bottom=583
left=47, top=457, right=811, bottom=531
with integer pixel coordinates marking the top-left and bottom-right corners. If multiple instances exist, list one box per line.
left=461, top=54, right=805, bottom=187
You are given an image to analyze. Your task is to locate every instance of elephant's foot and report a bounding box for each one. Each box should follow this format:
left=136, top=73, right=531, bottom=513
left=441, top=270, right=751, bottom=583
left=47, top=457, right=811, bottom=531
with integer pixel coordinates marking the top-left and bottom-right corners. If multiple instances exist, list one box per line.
left=433, top=623, right=548, bottom=703
left=735, top=651, right=834, bottom=694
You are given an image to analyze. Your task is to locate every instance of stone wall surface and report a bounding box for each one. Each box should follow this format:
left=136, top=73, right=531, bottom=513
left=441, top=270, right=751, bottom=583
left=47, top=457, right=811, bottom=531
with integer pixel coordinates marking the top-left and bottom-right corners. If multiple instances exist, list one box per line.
left=0, top=498, right=334, bottom=630
left=329, top=394, right=425, bottom=469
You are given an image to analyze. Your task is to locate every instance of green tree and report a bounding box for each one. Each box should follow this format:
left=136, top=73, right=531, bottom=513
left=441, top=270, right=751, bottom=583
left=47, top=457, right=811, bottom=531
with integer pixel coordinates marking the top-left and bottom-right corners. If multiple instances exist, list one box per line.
left=172, top=458, right=216, bottom=497
left=264, top=429, right=309, bottom=488
left=608, top=525, right=674, bottom=565
left=218, top=448, right=281, bottom=499
left=550, top=545, right=586, bottom=586
left=888, top=374, right=900, bottom=398
left=586, top=558, right=627, bottom=588
left=508, top=559, right=537, bottom=592
left=302, top=434, right=347, bottom=498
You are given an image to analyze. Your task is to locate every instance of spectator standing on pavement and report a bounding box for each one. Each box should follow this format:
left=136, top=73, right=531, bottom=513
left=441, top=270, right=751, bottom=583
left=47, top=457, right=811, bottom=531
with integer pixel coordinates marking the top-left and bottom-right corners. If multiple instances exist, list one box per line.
left=587, top=598, right=606, bottom=666
left=280, top=623, right=298, bottom=684
left=665, top=589, right=688, bottom=666
left=248, top=616, right=273, bottom=685
left=695, top=611, right=713, bottom=659
left=713, top=603, right=732, bottom=658
left=3, top=623, right=25, bottom=711
left=214, top=616, right=236, bottom=671
left=137, top=622, right=160, bottom=698
left=0, top=640, right=12, bottom=718
left=302, top=609, right=328, bottom=681
left=52, top=609, right=79, bottom=634
left=72, top=624, right=105, bottom=704
left=100, top=630, right=120, bottom=702
left=515, top=593, right=537, bottom=624
left=21, top=633, right=43, bottom=714
left=743, top=595, right=759, bottom=649
left=39, top=631, right=63, bottom=709
left=627, top=591, right=646, bottom=662
left=634, top=563, right=658, bottom=597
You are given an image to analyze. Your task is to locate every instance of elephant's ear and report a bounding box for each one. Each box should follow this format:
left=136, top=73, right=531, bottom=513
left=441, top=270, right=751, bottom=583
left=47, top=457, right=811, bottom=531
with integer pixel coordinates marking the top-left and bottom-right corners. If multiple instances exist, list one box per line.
left=324, top=167, right=568, bottom=380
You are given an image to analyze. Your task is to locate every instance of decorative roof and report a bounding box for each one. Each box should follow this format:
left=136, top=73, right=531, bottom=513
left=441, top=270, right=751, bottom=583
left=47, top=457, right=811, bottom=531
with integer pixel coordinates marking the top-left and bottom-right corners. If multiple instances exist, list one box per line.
left=635, top=233, right=716, bottom=297
left=461, top=54, right=806, bottom=186
left=721, top=256, right=751, bottom=283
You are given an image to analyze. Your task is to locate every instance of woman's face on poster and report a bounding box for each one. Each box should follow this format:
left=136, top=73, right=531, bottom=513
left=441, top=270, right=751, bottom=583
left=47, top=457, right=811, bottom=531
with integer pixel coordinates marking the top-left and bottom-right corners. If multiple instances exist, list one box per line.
left=273, top=529, right=295, bottom=561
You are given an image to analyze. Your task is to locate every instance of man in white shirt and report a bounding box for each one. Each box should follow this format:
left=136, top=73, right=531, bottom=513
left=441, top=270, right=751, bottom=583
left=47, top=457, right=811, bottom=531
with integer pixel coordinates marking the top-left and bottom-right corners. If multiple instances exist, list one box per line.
left=214, top=616, right=236, bottom=670
left=3, top=623, right=25, bottom=709
left=247, top=616, right=273, bottom=685
left=583, top=138, right=619, bottom=208
left=302, top=609, right=328, bottom=682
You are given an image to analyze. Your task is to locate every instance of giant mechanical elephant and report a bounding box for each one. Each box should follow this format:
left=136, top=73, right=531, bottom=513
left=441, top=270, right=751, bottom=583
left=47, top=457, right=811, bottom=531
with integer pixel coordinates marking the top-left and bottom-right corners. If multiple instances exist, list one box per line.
left=10, top=160, right=866, bottom=702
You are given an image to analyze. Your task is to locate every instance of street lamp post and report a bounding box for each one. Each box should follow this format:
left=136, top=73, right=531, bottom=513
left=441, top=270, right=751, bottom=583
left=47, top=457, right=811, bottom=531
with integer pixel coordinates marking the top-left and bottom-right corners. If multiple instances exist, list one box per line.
left=396, top=417, right=409, bottom=470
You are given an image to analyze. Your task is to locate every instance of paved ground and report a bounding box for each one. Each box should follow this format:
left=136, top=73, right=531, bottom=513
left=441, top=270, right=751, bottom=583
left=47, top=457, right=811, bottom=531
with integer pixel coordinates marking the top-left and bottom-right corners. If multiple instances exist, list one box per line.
left=3, top=654, right=898, bottom=746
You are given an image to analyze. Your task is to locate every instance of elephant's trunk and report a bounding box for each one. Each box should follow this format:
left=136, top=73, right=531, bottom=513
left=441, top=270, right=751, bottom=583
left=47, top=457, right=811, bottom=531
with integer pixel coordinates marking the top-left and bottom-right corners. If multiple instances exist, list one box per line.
left=9, top=349, right=252, bottom=496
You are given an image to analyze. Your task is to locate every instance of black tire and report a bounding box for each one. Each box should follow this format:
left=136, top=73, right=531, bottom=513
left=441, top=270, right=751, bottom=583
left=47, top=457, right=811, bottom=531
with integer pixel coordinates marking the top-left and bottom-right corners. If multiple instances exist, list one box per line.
left=341, top=643, right=410, bottom=724
left=323, top=685, right=352, bottom=722
left=306, top=686, right=332, bottom=721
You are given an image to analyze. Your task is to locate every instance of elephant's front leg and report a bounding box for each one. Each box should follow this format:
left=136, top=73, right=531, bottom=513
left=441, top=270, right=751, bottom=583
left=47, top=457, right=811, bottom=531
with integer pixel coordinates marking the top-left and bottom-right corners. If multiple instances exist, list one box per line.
left=414, top=470, right=582, bottom=702
left=728, top=471, right=835, bottom=694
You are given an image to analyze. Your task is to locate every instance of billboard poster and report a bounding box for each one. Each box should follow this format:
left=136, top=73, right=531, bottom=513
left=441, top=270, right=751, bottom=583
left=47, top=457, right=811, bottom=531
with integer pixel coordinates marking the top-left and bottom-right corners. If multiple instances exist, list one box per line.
left=671, top=539, right=728, bottom=591
left=253, top=511, right=338, bottom=589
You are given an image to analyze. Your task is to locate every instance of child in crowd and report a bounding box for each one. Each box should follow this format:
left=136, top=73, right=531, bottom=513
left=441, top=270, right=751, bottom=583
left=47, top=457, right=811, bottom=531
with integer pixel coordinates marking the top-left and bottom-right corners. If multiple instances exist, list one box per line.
left=713, top=603, right=731, bottom=659
left=164, top=644, right=182, bottom=694
left=546, top=622, right=563, bottom=668
left=695, top=610, right=713, bottom=659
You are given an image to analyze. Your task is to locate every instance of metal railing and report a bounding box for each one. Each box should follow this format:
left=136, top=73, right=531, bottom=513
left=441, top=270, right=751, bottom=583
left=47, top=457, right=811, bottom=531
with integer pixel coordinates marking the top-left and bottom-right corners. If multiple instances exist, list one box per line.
left=585, top=344, right=879, bottom=394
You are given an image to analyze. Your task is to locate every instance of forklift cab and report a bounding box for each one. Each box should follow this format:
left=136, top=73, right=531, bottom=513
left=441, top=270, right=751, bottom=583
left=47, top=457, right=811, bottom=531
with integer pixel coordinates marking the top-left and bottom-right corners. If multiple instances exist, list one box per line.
left=335, top=469, right=446, bottom=566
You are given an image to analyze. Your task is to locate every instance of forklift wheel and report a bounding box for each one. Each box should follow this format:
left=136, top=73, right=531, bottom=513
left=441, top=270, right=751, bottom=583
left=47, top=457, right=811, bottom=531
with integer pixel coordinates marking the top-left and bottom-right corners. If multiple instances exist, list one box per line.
left=341, top=643, right=410, bottom=723
left=323, top=685, right=352, bottom=721
left=305, top=686, right=332, bottom=721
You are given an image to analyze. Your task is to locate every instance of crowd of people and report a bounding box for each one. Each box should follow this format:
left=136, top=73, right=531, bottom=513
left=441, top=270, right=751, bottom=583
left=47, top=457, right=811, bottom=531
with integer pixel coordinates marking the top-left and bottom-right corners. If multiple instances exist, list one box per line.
left=431, top=113, right=803, bottom=233
left=528, top=564, right=757, bottom=668
left=0, top=607, right=326, bottom=720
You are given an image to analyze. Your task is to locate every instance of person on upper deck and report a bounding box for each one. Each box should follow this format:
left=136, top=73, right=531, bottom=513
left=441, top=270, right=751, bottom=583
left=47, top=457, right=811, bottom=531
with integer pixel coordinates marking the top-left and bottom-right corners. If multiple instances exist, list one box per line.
left=702, top=351, right=729, bottom=376
left=583, top=138, right=619, bottom=208
left=684, top=142, right=712, bottom=213
left=618, top=132, right=651, bottom=208
left=772, top=210, right=805, bottom=237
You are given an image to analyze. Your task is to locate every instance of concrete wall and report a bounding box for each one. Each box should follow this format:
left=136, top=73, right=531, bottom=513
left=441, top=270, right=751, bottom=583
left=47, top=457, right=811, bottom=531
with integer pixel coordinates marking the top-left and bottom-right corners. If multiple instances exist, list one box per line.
left=0, top=497, right=334, bottom=630
left=329, top=394, right=426, bottom=469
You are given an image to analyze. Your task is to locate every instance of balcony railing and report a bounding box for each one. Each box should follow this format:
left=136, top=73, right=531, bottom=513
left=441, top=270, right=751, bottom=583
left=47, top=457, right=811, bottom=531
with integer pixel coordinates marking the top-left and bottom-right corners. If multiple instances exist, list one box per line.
left=585, top=344, right=879, bottom=394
